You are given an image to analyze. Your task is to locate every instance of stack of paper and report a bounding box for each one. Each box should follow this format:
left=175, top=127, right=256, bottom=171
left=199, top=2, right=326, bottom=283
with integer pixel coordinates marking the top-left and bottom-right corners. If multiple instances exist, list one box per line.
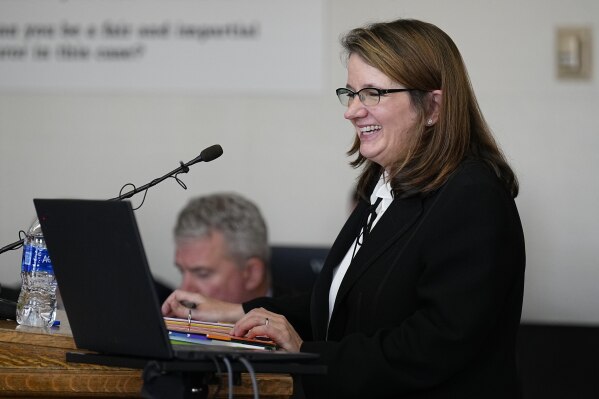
left=164, top=317, right=278, bottom=350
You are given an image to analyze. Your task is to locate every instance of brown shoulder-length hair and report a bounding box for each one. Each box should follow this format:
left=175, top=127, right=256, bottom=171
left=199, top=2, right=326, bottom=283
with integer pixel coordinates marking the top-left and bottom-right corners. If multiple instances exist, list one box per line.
left=342, top=19, right=518, bottom=199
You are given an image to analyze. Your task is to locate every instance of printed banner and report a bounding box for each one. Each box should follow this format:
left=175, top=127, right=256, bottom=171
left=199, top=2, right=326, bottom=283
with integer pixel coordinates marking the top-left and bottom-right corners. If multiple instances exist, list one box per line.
left=0, top=0, right=324, bottom=93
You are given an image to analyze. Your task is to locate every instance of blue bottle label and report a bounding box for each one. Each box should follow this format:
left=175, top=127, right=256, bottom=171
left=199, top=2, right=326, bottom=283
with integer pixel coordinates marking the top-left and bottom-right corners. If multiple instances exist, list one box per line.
left=21, top=245, right=53, bottom=274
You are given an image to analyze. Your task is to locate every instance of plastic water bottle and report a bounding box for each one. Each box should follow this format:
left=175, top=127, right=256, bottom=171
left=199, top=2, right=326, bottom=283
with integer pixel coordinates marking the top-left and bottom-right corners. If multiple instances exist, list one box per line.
left=16, top=218, right=57, bottom=327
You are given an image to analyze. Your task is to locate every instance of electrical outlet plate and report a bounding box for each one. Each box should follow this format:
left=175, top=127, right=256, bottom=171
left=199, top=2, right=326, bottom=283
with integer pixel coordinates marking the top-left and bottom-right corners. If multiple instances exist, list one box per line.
left=556, top=26, right=592, bottom=80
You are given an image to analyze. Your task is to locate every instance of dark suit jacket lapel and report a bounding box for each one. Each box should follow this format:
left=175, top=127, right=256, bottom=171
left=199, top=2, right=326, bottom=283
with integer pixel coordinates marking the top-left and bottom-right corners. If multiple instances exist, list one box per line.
left=330, top=196, right=423, bottom=328
left=310, top=201, right=370, bottom=340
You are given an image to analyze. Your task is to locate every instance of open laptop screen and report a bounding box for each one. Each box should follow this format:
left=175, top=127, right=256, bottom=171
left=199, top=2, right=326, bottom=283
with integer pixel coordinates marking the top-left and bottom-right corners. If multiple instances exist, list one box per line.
left=35, top=199, right=174, bottom=359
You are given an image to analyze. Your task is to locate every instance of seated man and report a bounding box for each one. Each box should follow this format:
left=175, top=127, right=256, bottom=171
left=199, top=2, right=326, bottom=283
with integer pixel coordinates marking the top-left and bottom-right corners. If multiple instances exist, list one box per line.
left=171, top=192, right=271, bottom=303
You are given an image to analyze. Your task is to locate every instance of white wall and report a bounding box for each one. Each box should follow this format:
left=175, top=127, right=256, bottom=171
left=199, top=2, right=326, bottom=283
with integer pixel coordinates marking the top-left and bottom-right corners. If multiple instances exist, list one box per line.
left=1, top=0, right=598, bottom=325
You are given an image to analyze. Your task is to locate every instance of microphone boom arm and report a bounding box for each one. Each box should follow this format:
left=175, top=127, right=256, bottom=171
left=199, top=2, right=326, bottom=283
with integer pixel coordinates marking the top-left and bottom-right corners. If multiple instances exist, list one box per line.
left=0, top=144, right=223, bottom=255
left=109, top=162, right=188, bottom=201
left=0, top=239, right=24, bottom=255
left=110, top=144, right=222, bottom=201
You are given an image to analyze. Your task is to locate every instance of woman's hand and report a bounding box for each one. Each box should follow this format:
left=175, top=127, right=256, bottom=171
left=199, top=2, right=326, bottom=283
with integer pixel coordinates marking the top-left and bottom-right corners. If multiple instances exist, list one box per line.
left=231, top=307, right=303, bottom=352
left=161, top=289, right=245, bottom=323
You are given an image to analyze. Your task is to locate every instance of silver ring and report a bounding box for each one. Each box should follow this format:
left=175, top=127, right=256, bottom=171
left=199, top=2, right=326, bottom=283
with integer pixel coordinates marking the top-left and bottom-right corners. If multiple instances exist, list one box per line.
left=265, top=317, right=269, bottom=327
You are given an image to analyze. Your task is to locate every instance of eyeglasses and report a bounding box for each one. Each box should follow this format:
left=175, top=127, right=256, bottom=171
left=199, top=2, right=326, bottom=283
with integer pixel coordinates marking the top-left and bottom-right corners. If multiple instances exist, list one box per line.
left=336, top=87, right=416, bottom=106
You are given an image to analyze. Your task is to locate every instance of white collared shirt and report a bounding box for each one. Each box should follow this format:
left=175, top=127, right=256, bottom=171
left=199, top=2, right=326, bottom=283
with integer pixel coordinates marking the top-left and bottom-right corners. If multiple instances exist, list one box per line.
left=328, top=174, right=393, bottom=323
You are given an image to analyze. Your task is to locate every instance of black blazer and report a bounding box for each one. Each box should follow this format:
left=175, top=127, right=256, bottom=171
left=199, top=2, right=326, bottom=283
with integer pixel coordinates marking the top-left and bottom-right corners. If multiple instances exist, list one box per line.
left=245, top=159, right=525, bottom=399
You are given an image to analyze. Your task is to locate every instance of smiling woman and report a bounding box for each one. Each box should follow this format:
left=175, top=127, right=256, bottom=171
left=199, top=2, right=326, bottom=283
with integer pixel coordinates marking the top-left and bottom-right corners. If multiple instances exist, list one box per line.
left=341, top=54, right=430, bottom=171
left=342, top=19, right=518, bottom=201
left=161, top=18, right=526, bottom=399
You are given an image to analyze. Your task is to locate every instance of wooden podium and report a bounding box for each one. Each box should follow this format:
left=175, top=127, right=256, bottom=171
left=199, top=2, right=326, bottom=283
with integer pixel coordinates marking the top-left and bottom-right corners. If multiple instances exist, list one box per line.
left=0, top=310, right=292, bottom=398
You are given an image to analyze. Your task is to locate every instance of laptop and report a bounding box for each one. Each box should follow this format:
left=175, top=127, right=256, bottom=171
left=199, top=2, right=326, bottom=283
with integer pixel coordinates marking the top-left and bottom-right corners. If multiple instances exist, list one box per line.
left=33, top=199, right=318, bottom=366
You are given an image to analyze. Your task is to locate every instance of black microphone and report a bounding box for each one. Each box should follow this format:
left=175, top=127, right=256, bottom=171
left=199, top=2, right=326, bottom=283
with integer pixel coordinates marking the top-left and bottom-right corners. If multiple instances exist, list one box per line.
left=0, top=144, right=224, bottom=254
left=110, top=144, right=224, bottom=201
left=188, top=144, right=223, bottom=165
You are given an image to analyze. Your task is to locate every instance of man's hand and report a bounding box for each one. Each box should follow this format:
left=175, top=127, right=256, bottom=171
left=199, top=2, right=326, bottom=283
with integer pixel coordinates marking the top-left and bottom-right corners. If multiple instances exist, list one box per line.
left=161, top=289, right=245, bottom=323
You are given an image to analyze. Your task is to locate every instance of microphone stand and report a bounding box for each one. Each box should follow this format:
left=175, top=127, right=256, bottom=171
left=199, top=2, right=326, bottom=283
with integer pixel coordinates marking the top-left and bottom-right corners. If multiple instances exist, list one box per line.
left=0, top=240, right=24, bottom=255
left=108, top=160, right=191, bottom=201
left=0, top=145, right=222, bottom=255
